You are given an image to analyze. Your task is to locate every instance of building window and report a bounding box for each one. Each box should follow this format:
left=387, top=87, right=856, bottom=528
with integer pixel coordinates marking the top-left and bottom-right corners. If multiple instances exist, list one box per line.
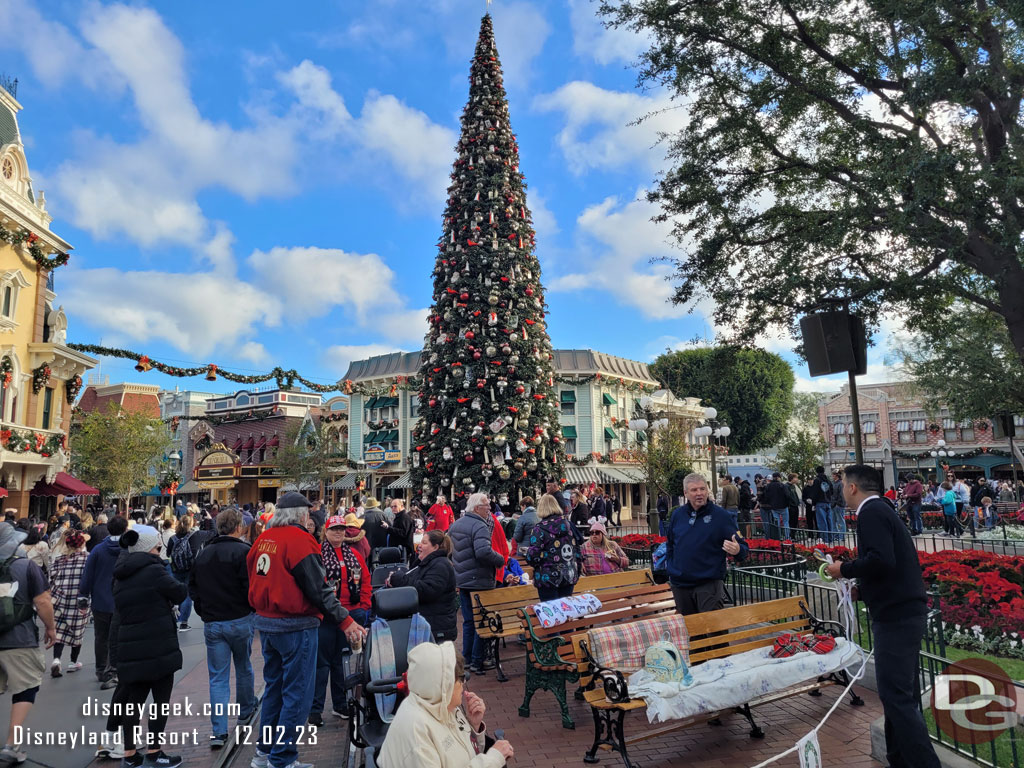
left=410, top=396, right=419, bottom=418
left=1, top=287, right=10, bottom=317
left=565, top=438, right=576, bottom=454
left=236, top=394, right=250, bottom=406
left=41, top=388, right=52, bottom=430
left=561, top=401, right=575, bottom=416
left=898, top=431, right=912, bottom=444
left=914, top=431, right=927, bottom=443
left=943, top=429, right=957, bottom=442
left=865, top=433, right=877, bottom=446
left=960, top=428, right=974, bottom=441
left=835, top=434, right=849, bottom=447
left=214, top=401, right=227, bottom=409
left=257, top=395, right=273, bottom=404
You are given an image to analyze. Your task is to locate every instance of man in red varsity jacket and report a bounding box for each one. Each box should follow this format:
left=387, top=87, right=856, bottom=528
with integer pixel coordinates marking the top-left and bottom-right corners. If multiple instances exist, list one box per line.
left=247, top=492, right=366, bottom=768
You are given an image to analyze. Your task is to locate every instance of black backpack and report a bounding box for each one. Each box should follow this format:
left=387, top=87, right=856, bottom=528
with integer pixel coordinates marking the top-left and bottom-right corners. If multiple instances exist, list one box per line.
left=0, top=556, right=34, bottom=635
left=170, top=530, right=198, bottom=573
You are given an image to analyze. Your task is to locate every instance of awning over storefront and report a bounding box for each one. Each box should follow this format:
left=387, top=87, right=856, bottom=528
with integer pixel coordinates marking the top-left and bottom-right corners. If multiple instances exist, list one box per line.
left=31, top=472, right=100, bottom=497
left=381, top=430, right=399, bottom=443
left=599, top=466, right=644, bottom=484
left=242, top=436, right=255, bottom=450
left=280, top=481, right=319, bottom=492
left=142, top=485, right=163, bottom=497
left=388, top=472, right=413, bottom=489
left=232, top=437, right=243, bottom=450
left=269, top=435, right=280, bottom=447
left=602, top=393, right=617, bottom=406
left=254, top=436, right=267, bottom=450
left=378, top=397, right=399, bottom=408
left=560, top=390, right=576, bottom=403
left=564, top=465, right=603, bottom=485
left=329, top=473, right=360, bottom=490
left=603, top=427, right=617, bottom=440
left=0, top=488, right=8, bottom=498
left=561, top=426, right=577, bottom=438
left=176, top=479, right=203, bottom=494
left=364, top=431, right=379, bottom=443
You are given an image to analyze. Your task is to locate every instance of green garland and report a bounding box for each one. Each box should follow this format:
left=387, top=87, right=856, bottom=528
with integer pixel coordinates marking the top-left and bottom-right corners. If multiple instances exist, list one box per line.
left=65, top=374, right=82, bottom=404
left=0, top=427, right=65, bottom=457
left=68, top=343, right=421, bottom=395
left=0, top=226, right=71, bottom=272
left=892, top=448, right=1012, bottom=460
left=31, top=363, right=51, bottom=394
left=554, top=373, right=655, bottom=393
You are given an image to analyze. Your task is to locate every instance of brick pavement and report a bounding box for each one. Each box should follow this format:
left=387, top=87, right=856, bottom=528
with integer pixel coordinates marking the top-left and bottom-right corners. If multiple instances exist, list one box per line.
left=89, top=631, right=884, bottom=768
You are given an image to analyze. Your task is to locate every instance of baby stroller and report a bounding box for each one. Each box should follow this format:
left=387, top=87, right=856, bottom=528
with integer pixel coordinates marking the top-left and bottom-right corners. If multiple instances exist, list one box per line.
left=349, top=586, right=421, bottom=768
left=370, top=546, right=408, bottom=590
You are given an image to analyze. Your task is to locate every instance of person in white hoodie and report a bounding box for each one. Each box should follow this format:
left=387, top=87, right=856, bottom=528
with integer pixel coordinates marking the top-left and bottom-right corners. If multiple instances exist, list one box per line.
left=377, top=641, right=513, bottom=768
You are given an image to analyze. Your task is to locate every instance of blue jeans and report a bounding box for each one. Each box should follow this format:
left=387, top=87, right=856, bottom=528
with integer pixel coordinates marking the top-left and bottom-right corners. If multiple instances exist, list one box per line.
left=171, top=569, right=192, bottom=624
left=204, top=615, right=256, bottom=735
left=770, top=509, right=790, bottom=541
left=907, top=502, right=923, bottom=535
left=459, top=589, right=488, bottom=667
left=760, top=508, right=777, bottom=540
left=815, top=503, right=833, bottom=541
left=831, top=505, right=848, bottom=544
left=311, top=609, right=368, bottom=716
left=259, top=627, right=318, bottom=768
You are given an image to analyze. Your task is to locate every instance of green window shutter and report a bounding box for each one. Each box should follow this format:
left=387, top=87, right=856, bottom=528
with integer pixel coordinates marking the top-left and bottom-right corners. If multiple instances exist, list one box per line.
left=561, top=426, right=578, bottom=438
left=603, top=427, right=617, bottom=440
left=602, top=393, right=617, bottom=406
left=560, top=390, right=576, bottom=403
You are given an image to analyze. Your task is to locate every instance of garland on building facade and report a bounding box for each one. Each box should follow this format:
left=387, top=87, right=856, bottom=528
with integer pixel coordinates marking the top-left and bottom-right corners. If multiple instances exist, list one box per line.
left=68, top=343, right=421, bottom=395
left=892, top=448, right=1012, bottom=459
left=31, top=363, right=51, bottom=393
left=0, top=428, right=65, bottom=457
left=65, top=374, right=82, bottom=404
left=553, top=373, right=656, bottom=393
left=0, top=226, right=71, bottom=272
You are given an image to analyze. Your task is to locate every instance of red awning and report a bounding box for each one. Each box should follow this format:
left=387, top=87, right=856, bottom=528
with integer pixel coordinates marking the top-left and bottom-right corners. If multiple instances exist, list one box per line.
left=31, top=472, right=100, bottom=497
left=242, top=436, right=255, bottom=450
left=253, top=436, right=267, bottom=450
left=0, top=488, right=8, bottom=498
left=232, top=438, right=243, bottom=450
left=268, top=435, right=280, bottom=447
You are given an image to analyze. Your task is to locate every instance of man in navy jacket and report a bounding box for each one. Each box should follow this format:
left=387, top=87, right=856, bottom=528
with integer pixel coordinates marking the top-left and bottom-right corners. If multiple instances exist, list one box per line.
left=665, top=474, right=748, bottom=615
left=78, top=514, right=128, bottom=689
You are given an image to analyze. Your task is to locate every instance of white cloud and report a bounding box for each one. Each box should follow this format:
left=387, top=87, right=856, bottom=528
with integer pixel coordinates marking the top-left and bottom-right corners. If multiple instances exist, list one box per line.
left=60, top=267, right=280, bottom=356
left=567, top=0, right=650, bottom=65
left=490, top=2, right=551, bottom=88
left=533, top=82, right=683, bottom=174
left=793, top=362, right=898, bottom=394
left=247, top=246, right=428, bottom=344
left=529, top=192, right=559, bottom=239
left=236, top=342, right=270, bottom=365
left=323, top=344, right=407, bottom=376
left=279, top=61, right=456, bottom=207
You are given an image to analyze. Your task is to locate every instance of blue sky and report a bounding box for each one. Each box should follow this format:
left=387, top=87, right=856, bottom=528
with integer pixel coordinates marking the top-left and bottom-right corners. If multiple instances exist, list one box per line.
left=1, top=0, right=894, bottom=394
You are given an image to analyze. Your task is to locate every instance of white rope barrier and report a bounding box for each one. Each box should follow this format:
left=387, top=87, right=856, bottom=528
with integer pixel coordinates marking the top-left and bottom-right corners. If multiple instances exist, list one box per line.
left=747, top=557, right=873, bottom=768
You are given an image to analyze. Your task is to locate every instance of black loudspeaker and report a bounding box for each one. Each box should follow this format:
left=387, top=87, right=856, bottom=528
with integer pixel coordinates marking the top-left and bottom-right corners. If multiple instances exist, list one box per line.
left=800, top=311, right=868, bottom=377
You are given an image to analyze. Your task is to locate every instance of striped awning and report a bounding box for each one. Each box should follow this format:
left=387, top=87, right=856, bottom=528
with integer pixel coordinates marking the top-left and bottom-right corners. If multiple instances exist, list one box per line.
left=280, top=481, right=318, bottom=492
left=862, top=421, right=876, bottom=434
left=896, top=421, right=910, bottom=431
left=912, top=420, right=926, bottom=430
left=388, top=472, right=413, bottom=489
left=598, top=467, right=644, bottom=484
left=564, top=466, right=603, bottom=485
left=329, top=472, right=360, bottom=490
left=942, top=418, right=957, bottom=429
left=833, top=423, right=847, bottom=435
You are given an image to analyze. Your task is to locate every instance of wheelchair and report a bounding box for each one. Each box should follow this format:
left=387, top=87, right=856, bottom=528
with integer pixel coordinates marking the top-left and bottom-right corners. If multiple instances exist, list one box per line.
left=369, top=546, right=409, bottom=590
left=349, top=585, right=419, bottom=767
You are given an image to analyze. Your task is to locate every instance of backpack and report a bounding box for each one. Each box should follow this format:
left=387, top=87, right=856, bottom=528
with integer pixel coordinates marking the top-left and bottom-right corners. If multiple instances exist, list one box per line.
left=0, top=556, right=34, bottom=635
left=170, top=530, right=198, bottom=573
left=644, top=634, right=693, bottom=685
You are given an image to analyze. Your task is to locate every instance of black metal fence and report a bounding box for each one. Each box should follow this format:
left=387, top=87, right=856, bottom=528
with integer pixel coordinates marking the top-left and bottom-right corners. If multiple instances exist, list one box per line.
left=725, top=569, right=1023, bottom=768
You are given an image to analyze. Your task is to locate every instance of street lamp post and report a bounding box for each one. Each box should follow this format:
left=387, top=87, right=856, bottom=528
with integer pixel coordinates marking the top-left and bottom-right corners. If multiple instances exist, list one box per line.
left=631, top=394, right=673, bottom=534
left=694, top=408, right=730, bottom=499
left=929, top=440, right=957, bottom=483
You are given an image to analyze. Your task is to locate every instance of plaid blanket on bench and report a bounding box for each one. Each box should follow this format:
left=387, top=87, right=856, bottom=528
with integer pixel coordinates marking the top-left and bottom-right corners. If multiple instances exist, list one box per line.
left=587, top=614, right=690, bottom=673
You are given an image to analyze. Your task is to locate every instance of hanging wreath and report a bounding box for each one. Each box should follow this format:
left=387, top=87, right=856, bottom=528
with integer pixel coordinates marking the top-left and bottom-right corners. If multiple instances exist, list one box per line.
left=31, top=364, right=51, bottom=394
left=0, top=357, right=11, bottom=390
left=64, top=374, right=82, bottom=404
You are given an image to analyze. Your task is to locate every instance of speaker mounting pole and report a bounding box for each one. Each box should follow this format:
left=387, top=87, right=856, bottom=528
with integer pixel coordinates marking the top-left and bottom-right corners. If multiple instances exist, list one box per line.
left=847, top=369, right=864, bottom=465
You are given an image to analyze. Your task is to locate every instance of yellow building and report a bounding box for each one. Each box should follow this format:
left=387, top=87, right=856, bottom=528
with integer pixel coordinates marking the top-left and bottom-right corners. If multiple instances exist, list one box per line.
left=0, top=79, right=96, bottom=515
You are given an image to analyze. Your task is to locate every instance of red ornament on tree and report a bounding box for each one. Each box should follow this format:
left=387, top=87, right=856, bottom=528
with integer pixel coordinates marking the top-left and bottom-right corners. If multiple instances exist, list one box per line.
left=525, top=287, right=533, bottom=296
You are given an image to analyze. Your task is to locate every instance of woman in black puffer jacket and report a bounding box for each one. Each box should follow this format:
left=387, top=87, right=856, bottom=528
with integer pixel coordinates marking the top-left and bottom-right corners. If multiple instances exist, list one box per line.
left=387, top=530, right=457, bottom=641
left=107, top=525, right=188, bottom=768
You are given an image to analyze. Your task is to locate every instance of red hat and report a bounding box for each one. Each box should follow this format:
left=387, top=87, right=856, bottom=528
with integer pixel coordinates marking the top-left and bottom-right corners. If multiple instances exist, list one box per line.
left=326, top=515, right=347, bottom=530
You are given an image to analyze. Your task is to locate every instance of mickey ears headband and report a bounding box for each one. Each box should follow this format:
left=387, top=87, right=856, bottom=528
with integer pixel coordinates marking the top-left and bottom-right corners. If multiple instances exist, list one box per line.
left=120, top=530, right=139, bottom=549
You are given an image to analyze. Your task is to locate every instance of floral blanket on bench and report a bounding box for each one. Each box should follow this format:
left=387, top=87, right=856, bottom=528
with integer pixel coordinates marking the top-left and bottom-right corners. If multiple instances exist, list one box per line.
left=626, top=638, right=863, bottom=723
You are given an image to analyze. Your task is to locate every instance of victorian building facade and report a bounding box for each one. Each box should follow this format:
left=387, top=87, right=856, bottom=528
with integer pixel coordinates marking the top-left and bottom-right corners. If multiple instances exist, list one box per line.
left=818, top=381, right=1024, bottom=485
left=0, top=79, right=96, bottom=514
left=333, top=349, right=709, bottom=518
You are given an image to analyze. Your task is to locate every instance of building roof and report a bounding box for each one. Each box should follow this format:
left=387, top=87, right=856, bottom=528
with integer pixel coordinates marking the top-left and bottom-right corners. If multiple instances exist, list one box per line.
left=340, top=348, right=658, bottom=385
left=77, top=382, right=162, bottom=418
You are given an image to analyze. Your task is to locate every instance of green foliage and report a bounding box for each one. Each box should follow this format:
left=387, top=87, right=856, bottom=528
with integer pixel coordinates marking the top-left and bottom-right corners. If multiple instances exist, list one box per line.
left=411, top=15, right=563, bottom=503
left=70, top=403, right=170, bottom=507
left=790, top=392, right=823, bottom=427
left=769, top=427, right=828, bottom=482
left=275, top=419, right=346, bottom=488
left=600, top=0, right=1024, bottom=365
left=650, top=347, right=794, bottom=453
left=900, top=304, right=1024, bottom=420
left=634, top=419, right=696, bottom=497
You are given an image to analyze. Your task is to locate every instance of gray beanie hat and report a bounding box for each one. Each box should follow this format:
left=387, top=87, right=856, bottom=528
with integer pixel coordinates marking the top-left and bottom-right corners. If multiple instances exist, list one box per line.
left=120, top=524, right=162, bottom=554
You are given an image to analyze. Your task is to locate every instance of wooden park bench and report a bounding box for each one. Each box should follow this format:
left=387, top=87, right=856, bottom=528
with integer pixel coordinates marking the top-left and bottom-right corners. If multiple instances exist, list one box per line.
left=569, top=595, right=864, bottom=768
left=516, top=574, right=675, bottom=728
left=470, top=569, right=654, bottom=682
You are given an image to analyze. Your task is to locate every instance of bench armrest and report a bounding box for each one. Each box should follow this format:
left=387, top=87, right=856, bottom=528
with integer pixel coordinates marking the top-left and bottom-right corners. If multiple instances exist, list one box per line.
left=580, top=638, right=631, bottom=704
left=800, top=601, right=848, bottom=639
left=473, top=593, right=504, bottom=633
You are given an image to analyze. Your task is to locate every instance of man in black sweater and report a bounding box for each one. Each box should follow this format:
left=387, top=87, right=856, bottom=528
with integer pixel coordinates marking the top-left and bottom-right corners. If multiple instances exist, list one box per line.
left=825, top=465, right=939, bottom=768
left=761, top=472, right=791, bottom=540
left=188, top=508, right=255, bottom=748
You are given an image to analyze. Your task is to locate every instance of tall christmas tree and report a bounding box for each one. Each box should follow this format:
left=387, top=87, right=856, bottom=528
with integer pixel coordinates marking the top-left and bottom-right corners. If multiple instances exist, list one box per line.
left=411, top=14, right=564, bottom=507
